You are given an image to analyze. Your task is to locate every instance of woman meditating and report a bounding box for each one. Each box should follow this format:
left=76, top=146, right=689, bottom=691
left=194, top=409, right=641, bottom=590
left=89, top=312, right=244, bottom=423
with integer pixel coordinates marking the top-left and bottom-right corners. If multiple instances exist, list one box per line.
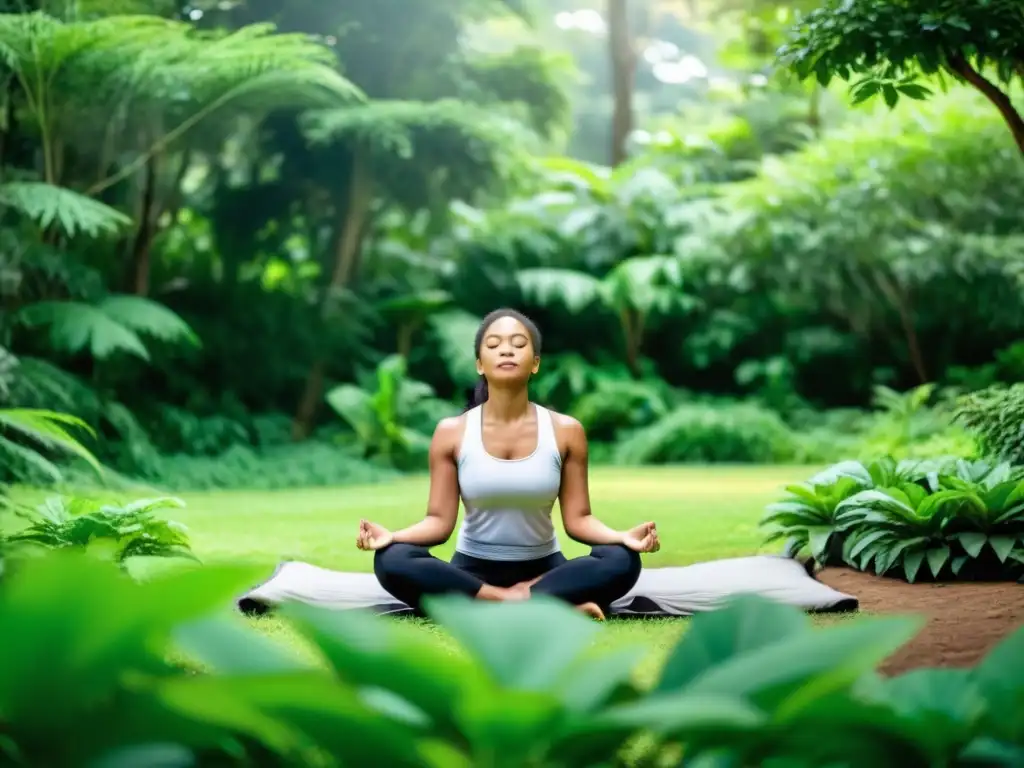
left=356, top=308, right=660, bottom=619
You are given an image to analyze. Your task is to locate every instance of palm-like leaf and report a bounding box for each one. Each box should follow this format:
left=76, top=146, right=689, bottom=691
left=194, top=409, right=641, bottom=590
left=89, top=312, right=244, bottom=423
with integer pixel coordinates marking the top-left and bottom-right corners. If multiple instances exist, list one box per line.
left=0, top=182, right=130, bottom=237
left=836, top=485, right=980, bottom=581
left=429, top=308, right=482, bottom=389
left=760, top=477, right=863, bottom=564
left=0, top=408, right=101, bottom=477
left=517, top=268, right=602, bottom=312
left=518, top=256, right=688, bottom=317
left=16, top=295, right=198, bottom=361
left=0, top=11, right=363, bottom=196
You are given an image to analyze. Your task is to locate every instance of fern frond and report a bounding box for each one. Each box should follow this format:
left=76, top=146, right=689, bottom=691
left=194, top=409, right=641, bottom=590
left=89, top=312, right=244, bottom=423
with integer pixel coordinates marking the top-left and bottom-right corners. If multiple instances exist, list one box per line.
left=303, top=98, right=525, bottom=159
left=517, top=268, right=602, bottom=313
left=0, top=181, right=130, bottom=237
left=0, top=433, right=63, bottom=483
left=429, top=309, right=482, bottom=388
left=17, top=301, right=149, bottom=359
left=98, top=295, right=199, bottom=346
left=16, top=296, right=198, bottom=360
left=0, top=407, right=101, bottom=475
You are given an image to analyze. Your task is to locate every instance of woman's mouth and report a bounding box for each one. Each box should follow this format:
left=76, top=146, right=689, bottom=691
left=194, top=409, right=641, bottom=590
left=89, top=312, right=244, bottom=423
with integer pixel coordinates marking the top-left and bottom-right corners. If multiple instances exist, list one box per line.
left=497, top=362, right=518, bottom=370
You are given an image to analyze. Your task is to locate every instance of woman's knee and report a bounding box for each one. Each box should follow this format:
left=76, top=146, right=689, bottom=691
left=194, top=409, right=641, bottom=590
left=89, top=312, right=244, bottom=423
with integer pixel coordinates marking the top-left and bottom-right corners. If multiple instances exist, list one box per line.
left=592, top=543, right=642, bottom=579
left=373, top=542, right=426, bottom=580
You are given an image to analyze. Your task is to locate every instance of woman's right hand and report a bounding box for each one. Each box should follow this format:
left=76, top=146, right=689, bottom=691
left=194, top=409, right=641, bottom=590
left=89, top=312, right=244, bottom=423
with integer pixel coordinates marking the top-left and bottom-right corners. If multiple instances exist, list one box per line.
left=357, top=519, right=394, bottom=551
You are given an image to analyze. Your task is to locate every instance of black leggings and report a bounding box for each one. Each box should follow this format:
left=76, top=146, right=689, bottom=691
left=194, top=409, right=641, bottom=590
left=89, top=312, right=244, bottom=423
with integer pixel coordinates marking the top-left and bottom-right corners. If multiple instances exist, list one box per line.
left=374, top=542, right=642, bottom=612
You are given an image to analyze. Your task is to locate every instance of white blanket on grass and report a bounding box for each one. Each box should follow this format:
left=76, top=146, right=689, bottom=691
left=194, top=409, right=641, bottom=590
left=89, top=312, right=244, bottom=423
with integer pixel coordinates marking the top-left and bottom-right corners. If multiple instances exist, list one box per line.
left=238, top=555, right=858, bottom=616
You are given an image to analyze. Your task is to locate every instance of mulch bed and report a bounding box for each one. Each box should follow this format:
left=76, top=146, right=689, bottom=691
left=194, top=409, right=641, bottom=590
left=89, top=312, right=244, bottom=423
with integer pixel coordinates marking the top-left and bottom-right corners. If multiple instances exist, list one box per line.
left=817, top=568, right=1024, bottom=676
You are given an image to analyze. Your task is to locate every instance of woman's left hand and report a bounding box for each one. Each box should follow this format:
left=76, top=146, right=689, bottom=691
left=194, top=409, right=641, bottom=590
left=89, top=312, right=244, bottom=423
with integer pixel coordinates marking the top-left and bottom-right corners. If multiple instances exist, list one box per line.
left=622, top=521, right=660, bottom=553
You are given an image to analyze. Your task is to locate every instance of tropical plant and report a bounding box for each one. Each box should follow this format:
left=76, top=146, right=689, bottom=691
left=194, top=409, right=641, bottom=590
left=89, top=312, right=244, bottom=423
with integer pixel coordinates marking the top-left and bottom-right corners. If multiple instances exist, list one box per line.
left=15, top=295, right=199, bottom=361
left=325, top=354, right=458, bottom=467
left=769, top=457, right=1024, bottom=581
left=859, top=383, right=976, bottom=459
left=7, top=549, right=1024, bottom=767
left=517, top=254, right=693, bottom=377
left=5, top=494, right=196, bottom=569
left=0, top=407, right=102, bottom=486
left=778, top=0, right=1024, bottom=154
left=835, top=483, right=976, bottom=582
left=761, top=475, right=865, bottom=565
left=955, top=384, right=1024, bottom=465
left=805, top=454, right=948, bottom=490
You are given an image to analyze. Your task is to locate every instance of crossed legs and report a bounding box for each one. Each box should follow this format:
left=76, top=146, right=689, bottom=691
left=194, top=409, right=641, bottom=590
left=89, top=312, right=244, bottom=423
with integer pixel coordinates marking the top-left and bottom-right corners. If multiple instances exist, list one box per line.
left=374, top=543, right=642, bottom=615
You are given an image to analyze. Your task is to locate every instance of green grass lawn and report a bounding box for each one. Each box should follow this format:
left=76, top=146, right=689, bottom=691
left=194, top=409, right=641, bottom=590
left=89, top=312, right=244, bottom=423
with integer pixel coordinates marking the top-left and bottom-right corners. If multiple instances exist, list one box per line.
left=9, top=465, right=828, bottom=679
left=171, top=465, right=823, bottom=674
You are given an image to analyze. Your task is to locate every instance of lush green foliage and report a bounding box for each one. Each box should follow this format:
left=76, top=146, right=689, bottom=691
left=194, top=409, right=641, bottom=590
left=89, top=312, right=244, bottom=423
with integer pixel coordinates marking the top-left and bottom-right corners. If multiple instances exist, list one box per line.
left=4, top=550, right=1024, bottom=767
left=779, top=0, right=1024, bottom=121
left=4, top=494, right=195, bottom=569
left=762, top=457, right=1024, bottom=582
left=955, top=384, right=1024, bottom=465
left=0, top=2, right=1020, bottom=490
left=325, top=355, right=458, bottom=469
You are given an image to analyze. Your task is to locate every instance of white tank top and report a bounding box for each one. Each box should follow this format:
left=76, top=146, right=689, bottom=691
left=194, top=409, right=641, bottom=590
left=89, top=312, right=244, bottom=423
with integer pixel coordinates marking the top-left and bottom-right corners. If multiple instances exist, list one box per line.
left=454, top=404, right=563, bottom=561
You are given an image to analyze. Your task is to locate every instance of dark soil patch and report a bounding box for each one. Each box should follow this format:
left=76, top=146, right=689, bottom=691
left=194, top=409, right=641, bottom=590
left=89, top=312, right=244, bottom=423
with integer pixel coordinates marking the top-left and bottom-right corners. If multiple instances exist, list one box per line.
left=817, top=568, right=1024, bottom=676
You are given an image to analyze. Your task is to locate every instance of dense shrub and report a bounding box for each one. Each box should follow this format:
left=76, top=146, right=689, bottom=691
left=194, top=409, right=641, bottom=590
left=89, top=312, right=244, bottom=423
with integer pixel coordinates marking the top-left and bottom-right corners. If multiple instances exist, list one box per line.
left=131, top=442, right=400, bottom=492
left=4, top=550, right=1024, bottom=767
left=762, top=457, right=1024, bottom=581
left=613, top=402, right=800, bottom=464
left=956, top=384, right=1024, bottom=465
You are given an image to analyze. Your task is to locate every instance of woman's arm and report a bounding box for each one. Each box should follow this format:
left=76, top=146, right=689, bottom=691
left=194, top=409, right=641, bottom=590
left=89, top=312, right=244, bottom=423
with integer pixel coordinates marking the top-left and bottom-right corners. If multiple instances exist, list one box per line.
left=555, top=415, right=629, bottom=545
left=391, top=418, right=462, bottom=546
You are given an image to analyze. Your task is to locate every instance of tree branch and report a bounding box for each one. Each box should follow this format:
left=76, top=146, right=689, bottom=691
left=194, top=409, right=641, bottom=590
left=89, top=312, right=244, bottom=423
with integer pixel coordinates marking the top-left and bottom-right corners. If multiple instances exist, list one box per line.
left=947, top=52, right=1024, bottom=156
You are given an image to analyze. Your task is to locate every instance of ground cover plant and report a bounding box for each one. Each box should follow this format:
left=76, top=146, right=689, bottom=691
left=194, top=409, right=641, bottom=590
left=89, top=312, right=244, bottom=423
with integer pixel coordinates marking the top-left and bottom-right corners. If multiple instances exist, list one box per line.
left=2, top=548, right=1023, bottom=768
left=761, top=456, right=1024, bottom=582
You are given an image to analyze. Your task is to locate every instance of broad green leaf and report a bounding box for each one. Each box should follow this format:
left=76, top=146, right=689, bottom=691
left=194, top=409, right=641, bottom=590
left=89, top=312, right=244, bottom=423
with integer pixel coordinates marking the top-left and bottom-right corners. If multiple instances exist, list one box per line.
left=881, top=669, right=986, bottom=754
left=808, top=527, right=832, bottom=561
left=988, top=535, right=1016, bottom=562
left=682, top=614, right=924, bottom=712
left=424, top=595, right=600, bottom=691
left=955, top=531, right=988, bottom=558
left=973, top=624, right=1024, bottom=742
left=902, top=550, right=925, bottom=583
left=454, top=688, right=565, bottom=766
left=199, top=673, right=429, bottom=766
left=925, top=546, right=950, bottom=578
left=173, top=614, right=311, bottom=674
left=283, top=602, right=482, bottom=734
left=551, top=645, right=645, bottom=713
left=86, top=744, right=194, bottom=768
left=657, top=594, right=808, bottom=692
left=848, top=529, right=888, bottom=561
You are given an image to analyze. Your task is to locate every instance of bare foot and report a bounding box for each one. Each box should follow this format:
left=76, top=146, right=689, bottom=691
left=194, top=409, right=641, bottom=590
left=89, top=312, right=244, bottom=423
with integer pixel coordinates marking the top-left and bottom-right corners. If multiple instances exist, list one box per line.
left=575, top=602, right=605, bottom=621
left=476, top=584, right=530, bottom=602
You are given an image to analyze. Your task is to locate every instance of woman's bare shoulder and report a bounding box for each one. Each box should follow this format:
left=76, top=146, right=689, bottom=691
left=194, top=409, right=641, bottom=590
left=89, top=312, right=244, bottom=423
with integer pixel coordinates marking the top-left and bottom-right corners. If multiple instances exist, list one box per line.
left=544, top=408, right=585, bottom=436
left=432, top=413, right=468, bottom=450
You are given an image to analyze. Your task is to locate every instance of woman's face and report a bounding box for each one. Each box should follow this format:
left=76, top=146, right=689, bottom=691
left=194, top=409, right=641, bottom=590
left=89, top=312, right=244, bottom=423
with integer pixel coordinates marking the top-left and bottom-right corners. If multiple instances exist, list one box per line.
left=476, top=316, right=539, bottom=385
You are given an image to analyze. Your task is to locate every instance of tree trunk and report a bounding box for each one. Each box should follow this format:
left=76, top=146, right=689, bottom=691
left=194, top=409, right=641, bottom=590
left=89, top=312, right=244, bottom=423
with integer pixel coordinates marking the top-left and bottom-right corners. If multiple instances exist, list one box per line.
left=128, top=152, right=159, bottom=296
left=396, top=321, right=417, bottom=359
left=619, top=307, right=644, bottom=378
left=291, top=155, right=374, bottom=441
left=608, top=0, right=635, bottom=167
left=873, top=270, right=928, bottom=384
left=947, top=53, right=1024, bottom=156
left=807, top=83, right=822, bottom=137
